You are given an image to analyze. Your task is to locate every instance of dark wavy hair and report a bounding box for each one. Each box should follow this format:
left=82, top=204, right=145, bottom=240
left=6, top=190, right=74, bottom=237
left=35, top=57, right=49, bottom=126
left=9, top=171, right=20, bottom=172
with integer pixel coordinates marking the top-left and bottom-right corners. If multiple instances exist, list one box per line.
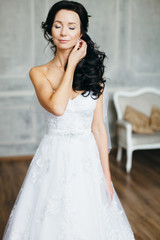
left=41, top=0, right=107, bottom=99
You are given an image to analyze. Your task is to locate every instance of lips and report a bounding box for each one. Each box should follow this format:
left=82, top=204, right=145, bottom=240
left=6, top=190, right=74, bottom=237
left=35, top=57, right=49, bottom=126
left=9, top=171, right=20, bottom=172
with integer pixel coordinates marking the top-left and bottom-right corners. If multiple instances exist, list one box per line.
left=59, top=39, right=69, bottom=43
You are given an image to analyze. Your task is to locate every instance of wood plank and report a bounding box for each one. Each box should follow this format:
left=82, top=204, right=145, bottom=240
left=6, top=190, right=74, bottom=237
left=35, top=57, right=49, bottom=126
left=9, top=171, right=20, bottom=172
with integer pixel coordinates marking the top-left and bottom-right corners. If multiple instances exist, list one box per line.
left=110, top=149, right=160, bottom=240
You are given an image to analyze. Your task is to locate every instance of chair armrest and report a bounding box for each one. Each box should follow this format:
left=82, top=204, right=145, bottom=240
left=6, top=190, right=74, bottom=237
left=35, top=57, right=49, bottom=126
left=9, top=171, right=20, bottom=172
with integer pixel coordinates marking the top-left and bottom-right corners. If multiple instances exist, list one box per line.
left=116, top=120, right=133, bottom=147
left=116, top=120, right=132, bottom=132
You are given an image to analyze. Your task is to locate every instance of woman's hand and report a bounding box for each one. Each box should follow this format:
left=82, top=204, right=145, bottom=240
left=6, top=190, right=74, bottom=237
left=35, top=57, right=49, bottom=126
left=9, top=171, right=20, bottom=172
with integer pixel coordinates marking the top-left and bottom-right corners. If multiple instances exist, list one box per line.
left=105, top=176, right=114, bottom=200
left=68, top=39, right=87, bottom=67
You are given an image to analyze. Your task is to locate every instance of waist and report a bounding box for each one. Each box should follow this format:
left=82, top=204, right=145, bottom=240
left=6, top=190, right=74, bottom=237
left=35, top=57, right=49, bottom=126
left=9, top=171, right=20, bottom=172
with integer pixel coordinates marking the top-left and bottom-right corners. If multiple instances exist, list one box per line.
left=46, top=128, right=92, bottom=137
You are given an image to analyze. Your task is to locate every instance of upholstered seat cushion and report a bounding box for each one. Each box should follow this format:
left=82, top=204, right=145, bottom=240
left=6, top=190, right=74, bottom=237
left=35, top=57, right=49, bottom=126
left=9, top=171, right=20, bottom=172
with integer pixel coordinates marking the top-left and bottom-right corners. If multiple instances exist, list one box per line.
left=132, top=131, right=160, bottom=145
left=150, top=106, right=160, bottom=130
left=123, top=106, right=154, bottom=134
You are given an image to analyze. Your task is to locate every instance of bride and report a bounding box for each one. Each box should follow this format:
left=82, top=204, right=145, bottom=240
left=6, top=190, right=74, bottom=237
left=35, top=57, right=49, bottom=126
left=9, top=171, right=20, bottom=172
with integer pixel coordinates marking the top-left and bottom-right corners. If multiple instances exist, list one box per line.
left=29, top=2, right=114, bottom=200
left=2, top=1, right=135, bottom=239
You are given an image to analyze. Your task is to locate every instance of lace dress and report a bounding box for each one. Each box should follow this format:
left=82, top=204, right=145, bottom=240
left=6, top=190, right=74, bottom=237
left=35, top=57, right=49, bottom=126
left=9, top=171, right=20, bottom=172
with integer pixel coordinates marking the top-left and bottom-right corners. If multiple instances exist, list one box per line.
left=2, top=91, right=135, bottom=240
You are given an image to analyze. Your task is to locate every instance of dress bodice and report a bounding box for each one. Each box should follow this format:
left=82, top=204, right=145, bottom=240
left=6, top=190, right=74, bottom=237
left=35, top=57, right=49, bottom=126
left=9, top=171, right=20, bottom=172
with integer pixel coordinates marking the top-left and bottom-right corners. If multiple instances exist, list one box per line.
left=44, top=91, right=97, bottom=136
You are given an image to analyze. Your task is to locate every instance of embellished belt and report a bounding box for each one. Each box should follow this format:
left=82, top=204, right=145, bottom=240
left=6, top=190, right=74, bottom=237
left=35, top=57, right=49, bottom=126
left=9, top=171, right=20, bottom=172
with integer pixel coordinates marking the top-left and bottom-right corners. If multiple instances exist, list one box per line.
left=46, top=128, right=92, bottom=137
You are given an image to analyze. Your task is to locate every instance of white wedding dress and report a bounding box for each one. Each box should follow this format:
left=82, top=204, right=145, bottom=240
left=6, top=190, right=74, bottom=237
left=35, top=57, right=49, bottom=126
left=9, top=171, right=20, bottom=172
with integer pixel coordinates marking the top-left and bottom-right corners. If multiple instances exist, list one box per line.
left=2, top=91, right=135, bottom=240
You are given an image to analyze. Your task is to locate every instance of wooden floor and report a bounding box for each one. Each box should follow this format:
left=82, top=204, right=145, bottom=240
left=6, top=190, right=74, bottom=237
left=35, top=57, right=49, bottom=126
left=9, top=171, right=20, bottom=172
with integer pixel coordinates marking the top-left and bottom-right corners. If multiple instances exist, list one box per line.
left=110, top=149, right=160, bottom=240
left=0, top=149, right=160, bottom=239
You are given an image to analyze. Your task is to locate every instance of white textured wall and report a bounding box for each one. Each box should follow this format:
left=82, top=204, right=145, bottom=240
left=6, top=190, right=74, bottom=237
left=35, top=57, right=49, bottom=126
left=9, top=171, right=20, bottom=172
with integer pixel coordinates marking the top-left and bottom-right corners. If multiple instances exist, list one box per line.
left=0, top=0, right=160, bottom=156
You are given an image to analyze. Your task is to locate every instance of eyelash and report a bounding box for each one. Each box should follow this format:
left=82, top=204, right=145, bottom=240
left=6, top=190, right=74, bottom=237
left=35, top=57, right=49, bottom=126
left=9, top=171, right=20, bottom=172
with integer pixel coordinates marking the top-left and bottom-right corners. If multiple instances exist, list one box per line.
left=55, top=26, right=75, bottom=30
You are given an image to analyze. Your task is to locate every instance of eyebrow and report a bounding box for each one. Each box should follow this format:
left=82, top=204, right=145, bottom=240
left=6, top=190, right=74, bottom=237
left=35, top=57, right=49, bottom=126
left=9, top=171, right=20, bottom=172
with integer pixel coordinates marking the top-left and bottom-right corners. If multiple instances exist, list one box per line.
left=54, top=20, right=77, bottom=25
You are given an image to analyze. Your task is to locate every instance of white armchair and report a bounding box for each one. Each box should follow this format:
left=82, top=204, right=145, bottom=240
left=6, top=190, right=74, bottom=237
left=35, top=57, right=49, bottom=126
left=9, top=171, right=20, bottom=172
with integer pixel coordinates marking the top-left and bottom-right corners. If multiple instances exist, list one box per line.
left=113, top=87, right=160, bottom=173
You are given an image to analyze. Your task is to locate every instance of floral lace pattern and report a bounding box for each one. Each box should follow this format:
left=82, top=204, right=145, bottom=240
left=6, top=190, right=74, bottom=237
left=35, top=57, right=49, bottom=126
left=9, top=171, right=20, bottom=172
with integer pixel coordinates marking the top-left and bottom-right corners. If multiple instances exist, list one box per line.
left=2, top=92, right=135, bottom=240
left=6, top=207, right=34, bottom=240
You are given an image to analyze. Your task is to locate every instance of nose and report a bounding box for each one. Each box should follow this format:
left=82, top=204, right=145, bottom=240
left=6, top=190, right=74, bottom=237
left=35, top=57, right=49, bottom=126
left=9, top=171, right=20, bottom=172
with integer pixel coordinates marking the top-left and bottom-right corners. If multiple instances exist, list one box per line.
left=60, top=26, right=67, bottom=36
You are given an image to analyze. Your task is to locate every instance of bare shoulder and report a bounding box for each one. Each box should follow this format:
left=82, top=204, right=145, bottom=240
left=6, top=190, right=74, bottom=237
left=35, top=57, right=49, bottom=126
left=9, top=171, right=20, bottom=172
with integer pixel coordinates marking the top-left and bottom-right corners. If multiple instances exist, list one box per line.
left=29, top=64, right=54, bottom=94
left=29, top=62, right=54, bottom=86
left=29, top=64, right=48, bottom=81
left=29, top=61, right=60, bottom=91
left=29, top=59, right=58, bottom=76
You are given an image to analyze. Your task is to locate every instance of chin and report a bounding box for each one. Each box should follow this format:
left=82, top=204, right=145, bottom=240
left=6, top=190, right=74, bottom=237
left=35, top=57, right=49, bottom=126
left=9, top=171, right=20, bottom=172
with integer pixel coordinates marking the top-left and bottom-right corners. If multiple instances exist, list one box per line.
left=56, top=43, right=75, bottom=51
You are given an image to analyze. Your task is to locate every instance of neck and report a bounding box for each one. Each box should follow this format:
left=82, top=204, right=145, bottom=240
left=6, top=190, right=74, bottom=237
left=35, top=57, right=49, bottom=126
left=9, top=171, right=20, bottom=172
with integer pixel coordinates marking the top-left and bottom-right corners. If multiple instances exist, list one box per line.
left=53, top=47, right=73, bottom=68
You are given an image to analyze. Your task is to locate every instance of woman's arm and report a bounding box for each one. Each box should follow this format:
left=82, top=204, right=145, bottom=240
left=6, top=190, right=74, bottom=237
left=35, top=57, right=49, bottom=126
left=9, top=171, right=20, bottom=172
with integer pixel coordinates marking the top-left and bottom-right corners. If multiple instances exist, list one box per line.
left=91, top=91, right=114, bottom=199
left=29, top=39, right=87, bottom=116
left=29, top=62, right=76, bottom=116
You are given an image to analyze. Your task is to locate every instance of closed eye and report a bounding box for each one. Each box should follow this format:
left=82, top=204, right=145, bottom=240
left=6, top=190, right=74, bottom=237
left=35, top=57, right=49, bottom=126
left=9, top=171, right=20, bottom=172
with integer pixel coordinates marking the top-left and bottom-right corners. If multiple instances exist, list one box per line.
left=54, top=25, right=75, bottom=30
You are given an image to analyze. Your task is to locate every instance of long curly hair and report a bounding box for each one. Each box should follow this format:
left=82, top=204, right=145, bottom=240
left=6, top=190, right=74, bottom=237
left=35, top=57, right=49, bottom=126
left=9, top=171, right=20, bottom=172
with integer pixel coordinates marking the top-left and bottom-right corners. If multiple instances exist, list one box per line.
left=41, top=0, right=107, bottom=99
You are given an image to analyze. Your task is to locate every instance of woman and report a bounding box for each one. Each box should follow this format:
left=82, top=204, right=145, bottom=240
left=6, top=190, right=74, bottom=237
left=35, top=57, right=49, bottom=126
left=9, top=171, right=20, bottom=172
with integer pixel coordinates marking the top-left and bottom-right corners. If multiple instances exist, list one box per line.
left=2, top=1, right=135, bottom=239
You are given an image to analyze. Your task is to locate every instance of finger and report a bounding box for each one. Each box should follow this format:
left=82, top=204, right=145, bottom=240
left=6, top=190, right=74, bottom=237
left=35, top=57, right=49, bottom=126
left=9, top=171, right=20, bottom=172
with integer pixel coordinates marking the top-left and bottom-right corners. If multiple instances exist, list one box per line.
left=111, top=193, right=113, bottom=200
left=82, top=44, right=87, bottom=56
left=79, top=42, right=87, bottom=52
left=74, top=39, right=81, bottom=50
left=79, top=39, right=86, bottom=44
left=71, top=40, right=80, bottom=52
left=80, top=40, right=87, bottom=49
left=84, top=44, right=87, bottom=52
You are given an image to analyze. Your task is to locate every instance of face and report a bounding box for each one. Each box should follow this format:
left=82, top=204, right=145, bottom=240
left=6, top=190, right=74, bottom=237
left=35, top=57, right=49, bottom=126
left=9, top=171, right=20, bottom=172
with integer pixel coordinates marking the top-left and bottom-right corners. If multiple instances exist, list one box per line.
left=51, top=9, right=82, bottom=50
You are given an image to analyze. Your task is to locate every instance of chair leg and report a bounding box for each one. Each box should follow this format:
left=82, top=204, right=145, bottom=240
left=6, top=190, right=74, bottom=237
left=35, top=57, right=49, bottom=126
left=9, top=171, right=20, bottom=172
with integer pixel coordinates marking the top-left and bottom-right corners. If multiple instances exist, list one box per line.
left=117, top=146, right=122, bottom=162
left=126, top=149, right=133, bottom=173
